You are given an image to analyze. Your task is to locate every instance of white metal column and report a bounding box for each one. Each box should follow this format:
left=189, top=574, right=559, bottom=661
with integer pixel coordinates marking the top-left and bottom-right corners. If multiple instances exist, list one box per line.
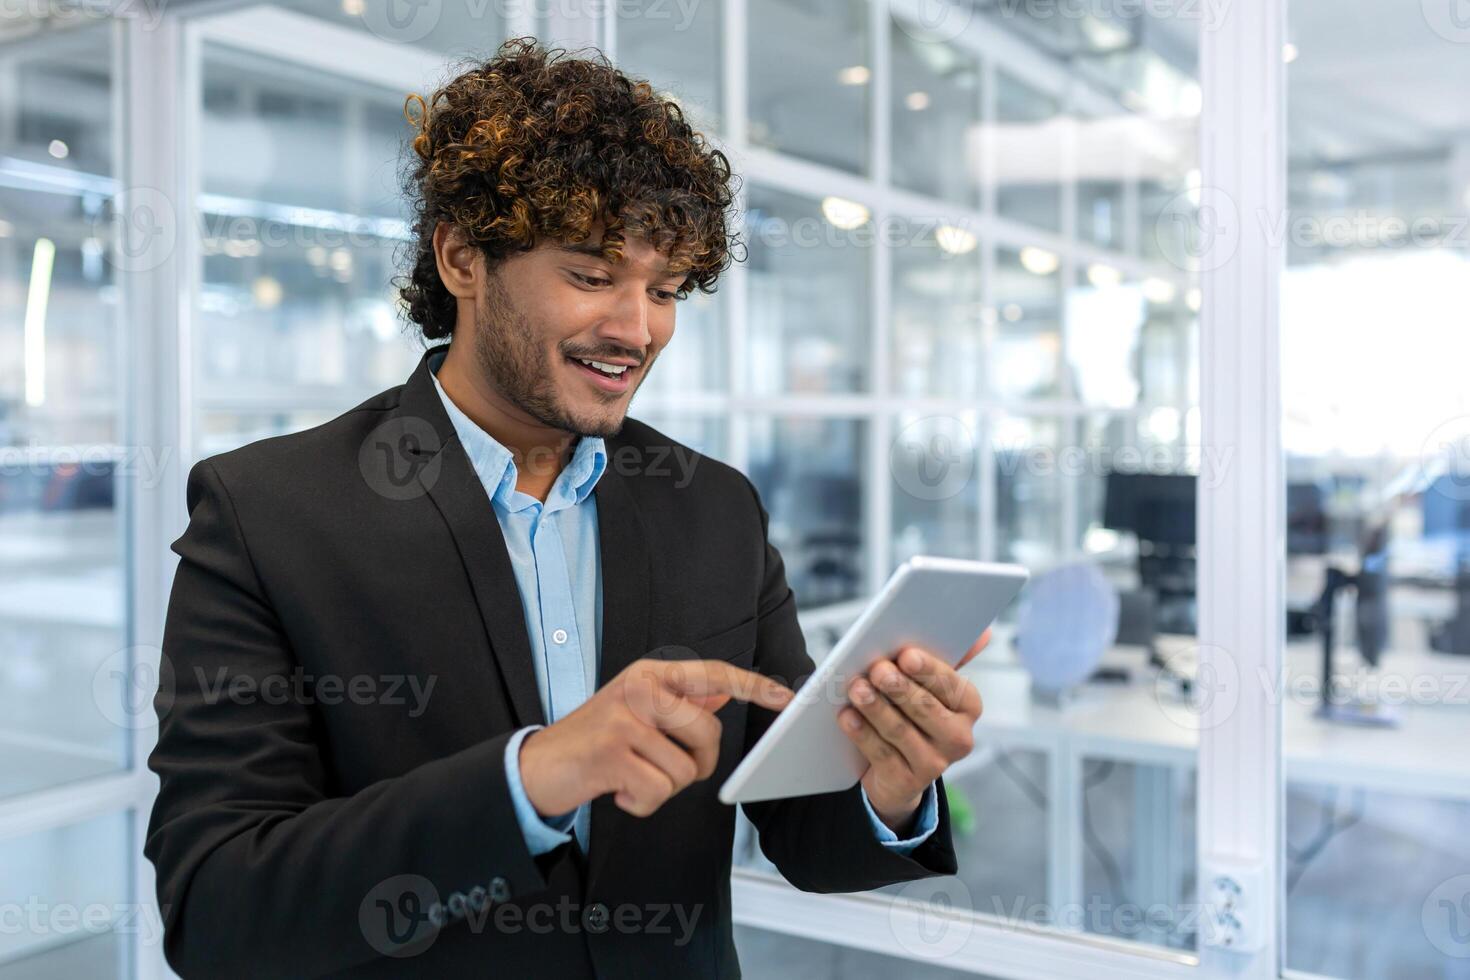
left=1196, top=0, right=1287, bottom=977
left=121, top=13, right=190, bottom=980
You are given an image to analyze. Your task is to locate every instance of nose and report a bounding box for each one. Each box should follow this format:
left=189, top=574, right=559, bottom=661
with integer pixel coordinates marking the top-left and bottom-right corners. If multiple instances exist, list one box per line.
left=595, top=284, right=653, bottom=357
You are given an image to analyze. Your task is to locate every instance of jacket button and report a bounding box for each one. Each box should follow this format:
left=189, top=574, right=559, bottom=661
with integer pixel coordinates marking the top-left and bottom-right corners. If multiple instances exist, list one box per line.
left=447, top=891, right=467, bottom=919
left=468, top=885, right=488, bottom=912
left=489, top=876, right=511, bottom=903
left=584, top=902, right=610, bottom=933
left=427, top=901, right=447, bottom=928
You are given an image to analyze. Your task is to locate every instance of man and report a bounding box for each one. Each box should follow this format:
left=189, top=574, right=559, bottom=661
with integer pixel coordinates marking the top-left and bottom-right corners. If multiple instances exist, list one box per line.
left=146, top=38, right=990, bottom=978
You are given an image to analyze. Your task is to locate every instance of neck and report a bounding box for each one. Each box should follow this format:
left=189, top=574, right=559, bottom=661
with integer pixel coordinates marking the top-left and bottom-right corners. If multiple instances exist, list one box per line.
left=436, top=342, right=576, bottom=502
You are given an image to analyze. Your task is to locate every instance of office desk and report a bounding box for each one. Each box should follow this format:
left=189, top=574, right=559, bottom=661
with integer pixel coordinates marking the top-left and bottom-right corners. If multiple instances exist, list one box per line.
left=966, top=639, right=1470, bottom=922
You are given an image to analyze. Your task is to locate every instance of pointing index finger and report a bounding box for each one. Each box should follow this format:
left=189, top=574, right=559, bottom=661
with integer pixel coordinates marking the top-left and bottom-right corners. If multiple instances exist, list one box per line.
left=655, top=660, right=794, bottom=712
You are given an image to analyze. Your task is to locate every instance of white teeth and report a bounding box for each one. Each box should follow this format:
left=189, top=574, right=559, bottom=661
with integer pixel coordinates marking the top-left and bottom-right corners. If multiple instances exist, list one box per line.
left=575, top=357, right=628, bottom=377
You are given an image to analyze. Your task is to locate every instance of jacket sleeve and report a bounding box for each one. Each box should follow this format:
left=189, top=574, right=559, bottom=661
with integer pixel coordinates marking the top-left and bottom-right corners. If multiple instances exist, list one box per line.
left=735, top=476, right=960, bottom=893
left=145, top=460, right=549, bottom=979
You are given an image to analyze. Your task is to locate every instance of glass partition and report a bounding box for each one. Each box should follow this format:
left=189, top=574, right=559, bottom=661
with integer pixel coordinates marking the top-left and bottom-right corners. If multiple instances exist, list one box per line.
left=1281, top=0, right=1470, bottom=974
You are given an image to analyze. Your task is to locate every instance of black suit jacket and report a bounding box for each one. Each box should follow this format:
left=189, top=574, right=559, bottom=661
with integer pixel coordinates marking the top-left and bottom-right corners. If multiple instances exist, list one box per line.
left=145, top=344, right=958, bottom=978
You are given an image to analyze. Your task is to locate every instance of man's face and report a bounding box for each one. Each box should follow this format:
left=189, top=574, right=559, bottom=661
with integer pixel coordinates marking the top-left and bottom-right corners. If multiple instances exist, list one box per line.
left=470, top=227, right=683, bottom=438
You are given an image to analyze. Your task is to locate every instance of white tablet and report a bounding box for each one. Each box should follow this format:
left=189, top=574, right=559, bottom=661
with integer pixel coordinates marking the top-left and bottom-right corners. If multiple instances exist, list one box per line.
left=719, top=556, right=1028, bottom=805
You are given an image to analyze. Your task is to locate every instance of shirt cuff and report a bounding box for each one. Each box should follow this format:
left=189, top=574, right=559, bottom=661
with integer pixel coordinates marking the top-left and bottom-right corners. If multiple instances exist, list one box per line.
left=504, top=725, right=576, bottom=856
left=860, top=780, right=940, bottom=855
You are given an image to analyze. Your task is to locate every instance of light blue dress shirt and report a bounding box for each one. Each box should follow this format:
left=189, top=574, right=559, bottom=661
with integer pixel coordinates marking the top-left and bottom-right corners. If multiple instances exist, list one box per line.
left=428, top=351, right=937, bottom=857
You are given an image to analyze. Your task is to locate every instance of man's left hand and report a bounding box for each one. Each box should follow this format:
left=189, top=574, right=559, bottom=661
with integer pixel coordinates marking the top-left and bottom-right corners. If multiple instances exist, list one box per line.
left=839, top=630, right=989, bottom=834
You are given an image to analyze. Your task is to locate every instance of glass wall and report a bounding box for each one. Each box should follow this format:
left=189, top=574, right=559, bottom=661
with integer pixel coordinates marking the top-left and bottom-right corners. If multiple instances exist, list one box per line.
left=0, top=27, right=128, bottom=802
left=670, top=0, right=1206, bottom=961
left=1281, top=0, right=1470, bottom=974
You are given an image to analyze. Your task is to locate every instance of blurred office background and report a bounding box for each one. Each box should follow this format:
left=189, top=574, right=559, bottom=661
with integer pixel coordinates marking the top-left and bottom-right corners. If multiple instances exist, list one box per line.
left=1, top=0, right=1468, bottom=978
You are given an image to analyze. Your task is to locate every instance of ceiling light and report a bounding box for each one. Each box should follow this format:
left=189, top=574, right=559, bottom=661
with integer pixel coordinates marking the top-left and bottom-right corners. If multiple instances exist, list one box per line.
left=1086, top=263, right=1122, bottom=288
left=1018, top=246, right=1059, bottom=276
left=905, top=91, right=931, bottom=111
left=1186, top=287, right=1203, bottom=312
left=341, top=0, right=365, bottom=14
left=48, top=140, right=68, bottom=159
left=935, top=224, right=977, bottom=255
left=1282, top=43, right=1299, bottom=64
left=1142, top=278, right=1178, bottom=304
left=821, top=196, right=869, bottom=230
left=1003, top=304, right=1023, bottom=322
left=837, top=65, right=870, bottom=86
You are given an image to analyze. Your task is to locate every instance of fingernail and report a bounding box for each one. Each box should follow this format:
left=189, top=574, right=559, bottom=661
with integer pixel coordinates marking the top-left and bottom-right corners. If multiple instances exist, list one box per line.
left=852, top=680, right=871, bottom=702
left=902, top=649, right=923, bottom=671
left=842, top=712, right=860, bottom=731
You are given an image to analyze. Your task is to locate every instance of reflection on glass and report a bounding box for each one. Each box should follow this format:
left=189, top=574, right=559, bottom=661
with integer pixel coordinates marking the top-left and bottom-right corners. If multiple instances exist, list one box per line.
left=0, top=27, right=128, bottom=801
left=1065, top=270, right=1145, bottom=409
left=1140, top=173, right=1197, bottom=267
left=0, top=811, right=129, bottom=974
left=1282, top=1, right=1470, bottom=975
left=994, top=414, right=1065, bottom=568
left=1078, top=758, right=1197, bottom=951
left=616, top=0, right=722, bottom=134
left=1077, top=179, right=1124, bottom=250
left=889, top=24, right=981, bottom=205
left=991, top=246, right=1062, bottom=400
left=1070, top=265, right=1193, bottom=411
left=891, top=413, right=980, bottom=566
left=196, top=43, right=422, bottom=455
left=747, top=417, right=865, bottom=608
left=993, top=71, right=1063, bottom=232
left=1137, top=290, right=1197, bottom=408
left=748, top=0, right=868, bottom=174
left=891, top=223, right=984, bottom=398
left=744, top=186, right=869, bottom=394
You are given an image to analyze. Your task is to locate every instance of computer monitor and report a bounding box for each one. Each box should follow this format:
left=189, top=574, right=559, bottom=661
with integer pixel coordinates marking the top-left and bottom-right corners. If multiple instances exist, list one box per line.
left=1103, top=471, right=1196, bottom=546
left=1286, top=480, right=1329, bottom=556
left=1423, top=474, right=1470, bottom=546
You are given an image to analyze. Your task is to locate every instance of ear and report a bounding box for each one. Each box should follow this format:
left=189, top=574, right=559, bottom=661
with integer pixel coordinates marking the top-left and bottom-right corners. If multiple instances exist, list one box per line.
left=431, top=222, right=480, bottom=301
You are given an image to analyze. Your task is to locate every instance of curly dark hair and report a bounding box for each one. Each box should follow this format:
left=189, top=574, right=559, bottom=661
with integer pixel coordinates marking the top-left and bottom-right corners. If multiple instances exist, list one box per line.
left=396, top=37, right=740, bottom=340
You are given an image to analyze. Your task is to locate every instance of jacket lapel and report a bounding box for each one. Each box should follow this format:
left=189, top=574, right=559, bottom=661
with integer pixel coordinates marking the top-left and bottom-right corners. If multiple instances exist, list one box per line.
left=592, top=457, right=651, bottom=690
left=586, top=450, right=653, bottom=885
left=395, top=346, right=547, bottom=730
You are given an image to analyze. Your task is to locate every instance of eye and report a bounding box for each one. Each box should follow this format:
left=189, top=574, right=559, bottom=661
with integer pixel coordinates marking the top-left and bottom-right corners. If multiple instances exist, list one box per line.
left=570, top=271, right=611, bottom=288
left=650, top=288, right=679, bottom=304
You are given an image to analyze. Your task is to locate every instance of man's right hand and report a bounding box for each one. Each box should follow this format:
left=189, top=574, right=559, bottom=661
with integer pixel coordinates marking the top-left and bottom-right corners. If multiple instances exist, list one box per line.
left=519, top=658, right=794, bottom=819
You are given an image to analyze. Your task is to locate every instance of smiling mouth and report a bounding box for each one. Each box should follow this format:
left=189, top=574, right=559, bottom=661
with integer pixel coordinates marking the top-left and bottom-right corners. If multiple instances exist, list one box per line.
left=565, top=353, right=638, bottom=392
left=568, top=355, right=632, bottom=379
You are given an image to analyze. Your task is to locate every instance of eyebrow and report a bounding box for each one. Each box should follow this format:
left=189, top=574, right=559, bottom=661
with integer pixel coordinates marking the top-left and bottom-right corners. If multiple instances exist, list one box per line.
left=555, top=241, right=677, bottom=278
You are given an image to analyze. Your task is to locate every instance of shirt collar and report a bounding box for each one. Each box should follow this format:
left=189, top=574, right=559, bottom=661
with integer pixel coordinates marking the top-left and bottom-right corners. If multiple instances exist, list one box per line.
left=427, top=349, right=607, bottom=511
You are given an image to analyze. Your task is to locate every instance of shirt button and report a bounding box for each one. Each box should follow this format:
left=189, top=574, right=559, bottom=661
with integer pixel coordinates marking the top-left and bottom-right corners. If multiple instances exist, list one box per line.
left=552, top=628, right=568, bottom=645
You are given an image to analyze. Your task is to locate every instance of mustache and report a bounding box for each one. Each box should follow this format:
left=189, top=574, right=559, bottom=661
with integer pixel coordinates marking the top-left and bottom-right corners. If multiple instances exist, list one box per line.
left=561, top=344, right=646, bottom=366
